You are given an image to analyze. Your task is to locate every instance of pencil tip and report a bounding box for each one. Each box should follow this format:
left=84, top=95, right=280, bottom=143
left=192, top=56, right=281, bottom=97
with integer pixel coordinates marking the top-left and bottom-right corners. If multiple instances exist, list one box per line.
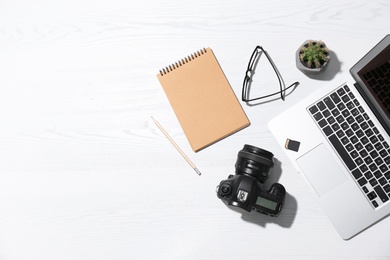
left=194, top=168, right=201, bottom=176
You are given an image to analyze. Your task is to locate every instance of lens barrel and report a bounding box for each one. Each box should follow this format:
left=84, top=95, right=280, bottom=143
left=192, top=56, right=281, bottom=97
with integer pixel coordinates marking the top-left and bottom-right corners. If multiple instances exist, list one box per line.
left=235, top=144, right=274, bottom=183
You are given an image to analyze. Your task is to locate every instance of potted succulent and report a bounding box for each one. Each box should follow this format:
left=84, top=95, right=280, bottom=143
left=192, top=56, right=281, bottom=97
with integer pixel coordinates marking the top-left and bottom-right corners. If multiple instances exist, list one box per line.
left=296, top=40, right=330, bottom=73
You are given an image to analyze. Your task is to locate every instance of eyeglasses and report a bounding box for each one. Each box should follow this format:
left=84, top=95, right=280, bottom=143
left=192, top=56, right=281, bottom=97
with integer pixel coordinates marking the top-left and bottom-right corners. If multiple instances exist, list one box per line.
left=242, top=46, right=299, bottom=102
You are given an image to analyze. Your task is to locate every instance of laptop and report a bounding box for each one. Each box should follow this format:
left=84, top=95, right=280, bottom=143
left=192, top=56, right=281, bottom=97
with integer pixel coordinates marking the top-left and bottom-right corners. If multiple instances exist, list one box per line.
left=269, top=34, right=390, bottom=239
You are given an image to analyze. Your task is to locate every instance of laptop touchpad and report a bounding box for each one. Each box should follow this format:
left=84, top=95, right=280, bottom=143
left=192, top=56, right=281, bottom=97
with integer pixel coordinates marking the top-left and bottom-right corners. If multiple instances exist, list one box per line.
left=296, top=144, right=348, bottom=197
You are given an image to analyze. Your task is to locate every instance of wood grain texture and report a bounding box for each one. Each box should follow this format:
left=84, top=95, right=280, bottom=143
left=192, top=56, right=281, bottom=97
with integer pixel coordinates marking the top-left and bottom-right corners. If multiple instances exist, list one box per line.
left=0, top=0, right=390, bottom=259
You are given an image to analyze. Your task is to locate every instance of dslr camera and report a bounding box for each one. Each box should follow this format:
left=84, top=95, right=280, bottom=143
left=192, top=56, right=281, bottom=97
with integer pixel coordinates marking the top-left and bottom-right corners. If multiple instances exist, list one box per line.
left=216, top=144, right=286, bottom=217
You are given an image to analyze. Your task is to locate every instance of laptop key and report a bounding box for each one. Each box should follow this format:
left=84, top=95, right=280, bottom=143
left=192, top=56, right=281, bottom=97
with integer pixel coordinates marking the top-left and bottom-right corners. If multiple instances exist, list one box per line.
left=374, top=170, right=383, bottom=179
left=337, top=116, right=345, bottom=124
left=328, top=134, right=356, bottom=170
left=374, top=185, right=389, bottom=202
left=384, top=157, right=390, bottom=165
left=370, top=150, right=379, bottom=159
left=350, top=150, right=359, bottom=159
left=364, top=171, right=373, bottom=180
left=359, top=149, right=368, bottom=157
left=355, top=142, right=364, bottom=151
left=366, top=143, right=374, bottom=152
left=318, top=119, right=327, bottom=128
left=350, top=135, right=359, bottom=144
left=341, top=137, right=349, bottom=145
left=330, top=92, right=341, bottom=104
left=355, top=158, right=364, bottom=166
left=369, top=163, right=378, bottom=172
left=354, top=99, right=360, bottom=106
left=356, top=130, right=364, bottom=138
left=323, top=126, right=333, bottom=136
left=313, top=112, right=323, bottom=121
left=380, top=166, right=389, bottom=175
left=367, top=191, right=377, bottom=200
left=369, top=178, right=378, bottom=187
left=337, top=103, right=346, bottom=112
left=346, top=143, right=354, bottom=151
left=352, top=168, right=363, bottom=179
left=346, top=101, right=354, bottom=109
left=358, top=177, right=368, bottom=186
left=323, top=109, right=331, bottom=117
left=317, top=101, right=326, bottom=111
left=342, top=95, right=350, bottom=103
left=346, top=116, right=355, bottom=124
left=342, top=109, right=350, bottom=117
left=332, top=109, right=340, bottom=117
left=379, top=177, right=387, bottom=186
left=309, top=105, right=318, bottom=114
left=356, top=115, right=364, bottom=123
left=333, top=124, right=341, bottom=132
left=327, top=116, right=336, bottom=125
left=337, top=87, right=346, bottom=96
left=361, top=137, right=369, bottom=145
left=364, top=156, right=373, bottom=165
left=324, top=97, right=335, bottom=110
left=351, top=123, right=360, bottom=131
left=351, top=108, right=359, bottom=116
left=374, top=142, right=383, bottom=151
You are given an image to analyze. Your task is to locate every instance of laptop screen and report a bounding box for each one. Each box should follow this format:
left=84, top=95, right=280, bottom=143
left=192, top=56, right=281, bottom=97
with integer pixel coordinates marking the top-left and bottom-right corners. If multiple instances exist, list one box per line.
left=350, top=35, right=390, bottom=134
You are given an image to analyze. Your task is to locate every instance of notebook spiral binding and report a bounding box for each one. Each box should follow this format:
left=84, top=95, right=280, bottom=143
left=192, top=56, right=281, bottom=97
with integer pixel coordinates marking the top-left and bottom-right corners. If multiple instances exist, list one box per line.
left=159, top=48, right=207, bottom=76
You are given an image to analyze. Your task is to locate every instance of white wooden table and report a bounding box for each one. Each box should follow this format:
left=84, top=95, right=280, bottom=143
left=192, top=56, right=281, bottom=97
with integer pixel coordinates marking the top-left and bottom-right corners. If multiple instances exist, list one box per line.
left=0, top=0, right=389, bottom=259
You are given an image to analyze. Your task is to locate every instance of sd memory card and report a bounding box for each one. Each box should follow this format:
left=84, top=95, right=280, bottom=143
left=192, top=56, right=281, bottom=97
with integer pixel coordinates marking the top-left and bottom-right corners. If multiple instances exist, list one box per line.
left=285, top=139, right=300, bottom=152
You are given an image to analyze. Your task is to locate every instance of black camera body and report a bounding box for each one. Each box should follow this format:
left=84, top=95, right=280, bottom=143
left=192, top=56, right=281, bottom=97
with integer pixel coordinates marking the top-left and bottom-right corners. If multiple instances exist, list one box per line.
left=216, top=145, right=286, bottom=217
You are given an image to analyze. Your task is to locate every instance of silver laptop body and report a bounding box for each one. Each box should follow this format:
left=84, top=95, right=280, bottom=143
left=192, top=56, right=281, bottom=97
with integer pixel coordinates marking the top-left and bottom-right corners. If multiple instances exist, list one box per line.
left=269, top=35, right=390, bottom=239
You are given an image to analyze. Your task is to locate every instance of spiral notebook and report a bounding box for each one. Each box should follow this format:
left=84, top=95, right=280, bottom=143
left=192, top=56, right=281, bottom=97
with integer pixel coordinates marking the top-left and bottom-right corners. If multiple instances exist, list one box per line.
left=157, top=47, right=250, bottom=152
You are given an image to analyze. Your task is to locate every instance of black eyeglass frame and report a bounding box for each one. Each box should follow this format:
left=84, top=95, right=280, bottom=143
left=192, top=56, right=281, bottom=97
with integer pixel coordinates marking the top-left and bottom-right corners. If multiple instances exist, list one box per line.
left=242, top=46, right=299, bottom=102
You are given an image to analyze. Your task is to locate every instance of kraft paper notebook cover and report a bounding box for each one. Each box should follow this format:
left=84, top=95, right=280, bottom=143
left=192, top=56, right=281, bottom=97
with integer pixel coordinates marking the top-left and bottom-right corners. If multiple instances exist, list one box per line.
left=157, top=47, right=250, bottom=152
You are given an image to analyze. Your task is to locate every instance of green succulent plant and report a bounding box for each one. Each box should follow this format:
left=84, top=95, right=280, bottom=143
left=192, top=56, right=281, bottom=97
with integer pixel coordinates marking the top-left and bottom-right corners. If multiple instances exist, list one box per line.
left=299, top=40, right=329, bottom=69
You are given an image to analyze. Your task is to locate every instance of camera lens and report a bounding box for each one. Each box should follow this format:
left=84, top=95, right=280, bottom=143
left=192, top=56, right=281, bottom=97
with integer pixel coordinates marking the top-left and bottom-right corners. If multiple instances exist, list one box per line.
left=235, top=144, right=274, bottom=183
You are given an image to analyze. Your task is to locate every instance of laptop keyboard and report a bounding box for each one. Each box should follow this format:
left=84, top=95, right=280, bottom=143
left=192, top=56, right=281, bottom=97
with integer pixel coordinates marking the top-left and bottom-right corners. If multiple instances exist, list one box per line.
left=308, top=85, right=390, bottom=209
